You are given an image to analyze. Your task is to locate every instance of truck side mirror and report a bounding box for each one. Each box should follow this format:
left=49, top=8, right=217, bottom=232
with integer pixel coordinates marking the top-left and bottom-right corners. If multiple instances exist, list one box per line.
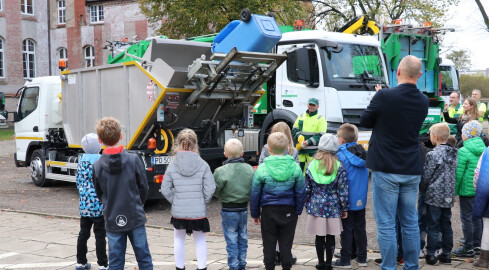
left=13, top=112, right=20, bottom=122
left=287, top=48, right=319, bottom=88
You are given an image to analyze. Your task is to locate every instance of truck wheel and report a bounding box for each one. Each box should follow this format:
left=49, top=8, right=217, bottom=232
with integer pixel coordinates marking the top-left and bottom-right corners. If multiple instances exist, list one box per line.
left=30, top=150, right=51, bottom=187
left=240, top=8, right=251, bottom=22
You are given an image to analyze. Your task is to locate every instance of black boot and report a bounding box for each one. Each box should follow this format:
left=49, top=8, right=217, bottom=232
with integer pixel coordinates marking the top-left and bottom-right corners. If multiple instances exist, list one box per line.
left=176, top=267, right=185, bottom=270
left=196, top=268, right=206, bottom=270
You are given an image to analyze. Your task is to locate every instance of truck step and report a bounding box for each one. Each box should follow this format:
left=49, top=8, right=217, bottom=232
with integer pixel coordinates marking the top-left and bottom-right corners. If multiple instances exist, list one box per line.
left=45, top=173, right=76, bottom=183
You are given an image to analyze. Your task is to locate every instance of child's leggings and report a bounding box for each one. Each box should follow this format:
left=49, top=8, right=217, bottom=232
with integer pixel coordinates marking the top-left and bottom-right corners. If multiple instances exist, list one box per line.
left=315, top=235, right=335, bottom=264
left=483, top=218, right=489, bottom=250
left=174, top=229, right=207, bottom=269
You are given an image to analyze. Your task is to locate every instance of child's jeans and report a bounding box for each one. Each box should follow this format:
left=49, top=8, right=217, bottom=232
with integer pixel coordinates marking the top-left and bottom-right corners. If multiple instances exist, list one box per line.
left=106, top=225, right=153, bottom=270
left=261, top=205, right=298, bottom=270
left=77, top=216, right=108, bottom=267
left=221, top=207, right=248, bottom=270
left=339, top=209, right=367, bottom=262
left=460, top=196, right=483, bottom=249
left=418, top=192, right=428, bottom=250
left=425, top=204, right=453, bottom=255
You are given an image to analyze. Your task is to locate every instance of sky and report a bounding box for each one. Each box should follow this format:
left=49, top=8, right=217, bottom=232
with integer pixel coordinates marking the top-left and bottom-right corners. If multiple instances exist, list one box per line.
left=442, top=0, right=489, bottom=70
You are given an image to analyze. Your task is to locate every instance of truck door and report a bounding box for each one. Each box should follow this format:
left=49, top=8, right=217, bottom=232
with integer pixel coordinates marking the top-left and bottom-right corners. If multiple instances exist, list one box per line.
left=14, top=85, right=41, bottom=162
left=275, top=44, right=324, bottom=119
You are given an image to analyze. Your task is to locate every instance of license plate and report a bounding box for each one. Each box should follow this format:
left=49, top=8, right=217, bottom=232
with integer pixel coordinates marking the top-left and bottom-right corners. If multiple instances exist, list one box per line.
left=151, top=156, right=174, bottom=165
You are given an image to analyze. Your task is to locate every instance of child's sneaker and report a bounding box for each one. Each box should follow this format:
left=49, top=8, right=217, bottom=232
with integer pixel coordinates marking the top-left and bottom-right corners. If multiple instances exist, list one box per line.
left=98, top=266, right=108, bottom=270
left=452, top=247, right=475, bottom=257
left=419, top=250, right=425, bottom=258
left=332, top=259, right=351, bottom=268
left=437, top=253, right=452, bottom=264
left=354, top=258, right=368, bottom=267
left=473, top=246, right=481, bottom=255
left=396, top=257, right=404, bottom=266
left=374, top=258, right=382, bottom=265
left=75, top=263, right=91, bottom=270
left=425, top=255, right=438, bottom=265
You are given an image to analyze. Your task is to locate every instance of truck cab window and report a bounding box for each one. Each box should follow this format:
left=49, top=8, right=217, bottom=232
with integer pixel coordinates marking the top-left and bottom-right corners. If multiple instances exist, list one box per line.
left=18, top=87, right=39, bottom=121
left=286, top=47, right=319, bottom=87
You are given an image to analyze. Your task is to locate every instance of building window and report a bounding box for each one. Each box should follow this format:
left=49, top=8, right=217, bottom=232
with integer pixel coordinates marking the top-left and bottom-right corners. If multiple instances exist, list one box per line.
left=84, top=46, right=94, bottom=68
left=21, top=0, right=34, bottom=15
left=57, top=0, right=66, bottom=24
left=90, top=5, right=104, bottom=23
left=23, top=39, right=35, bottom=79
left=0, top=38, right=4, bottom=78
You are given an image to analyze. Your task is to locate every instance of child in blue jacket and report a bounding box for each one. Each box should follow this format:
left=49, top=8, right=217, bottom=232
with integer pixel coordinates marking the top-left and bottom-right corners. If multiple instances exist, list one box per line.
left=75, top=133, right=107, bottom=270
left=332, top=124, right=368, bottom=268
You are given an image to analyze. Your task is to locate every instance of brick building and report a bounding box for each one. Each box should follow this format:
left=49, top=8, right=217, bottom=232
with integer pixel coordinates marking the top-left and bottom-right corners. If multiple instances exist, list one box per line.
left=0, top=0, right=158, bottom=114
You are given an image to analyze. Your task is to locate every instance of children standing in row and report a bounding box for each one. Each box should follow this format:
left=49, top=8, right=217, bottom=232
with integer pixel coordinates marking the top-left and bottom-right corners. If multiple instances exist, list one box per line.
left=161, top=128, right=216, bottom=270
left=304, top=133, right=349, bottom=270
left=214, top=139, right=255, bottom=270
left=75, top=133, right=107, bottom=270
left=251, top=132, right=306, bottom=270
left=93, top=117, right=153, bottom=269
left=454, top=120, right=485, bottom=257
left=333, top=124, right=368, bottom=268
left=419, top=123, right=458, bottom=265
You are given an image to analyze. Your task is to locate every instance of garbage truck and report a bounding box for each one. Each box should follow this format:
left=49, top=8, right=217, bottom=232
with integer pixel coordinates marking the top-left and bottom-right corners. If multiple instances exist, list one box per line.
left=13, top=12, right=389, bottom=198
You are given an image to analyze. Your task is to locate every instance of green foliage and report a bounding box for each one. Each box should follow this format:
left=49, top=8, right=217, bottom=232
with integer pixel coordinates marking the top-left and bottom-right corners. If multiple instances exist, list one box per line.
left=138, top=0, right=311, bottom=39
left=460, top=74, right=489, bottom=98
left=0, top=128, right=14, bottom=141
left=446, top=50, right=472, bottom=71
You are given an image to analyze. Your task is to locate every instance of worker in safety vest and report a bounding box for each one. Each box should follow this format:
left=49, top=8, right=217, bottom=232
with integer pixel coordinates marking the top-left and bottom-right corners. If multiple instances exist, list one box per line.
left=472, top=89, right=487, bottom=122
left=292, top=98, right=327, bottom=173
left=447, top=91, right=464, bottom=118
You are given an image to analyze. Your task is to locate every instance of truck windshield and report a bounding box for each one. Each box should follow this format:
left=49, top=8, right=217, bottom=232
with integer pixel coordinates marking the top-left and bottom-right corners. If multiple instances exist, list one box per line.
left=322, top=44, right=385, bottom=84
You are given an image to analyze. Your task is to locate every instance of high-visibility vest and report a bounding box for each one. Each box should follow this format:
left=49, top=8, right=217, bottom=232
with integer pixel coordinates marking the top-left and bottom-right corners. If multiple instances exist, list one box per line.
left=293, top=112, right=327, bottom=154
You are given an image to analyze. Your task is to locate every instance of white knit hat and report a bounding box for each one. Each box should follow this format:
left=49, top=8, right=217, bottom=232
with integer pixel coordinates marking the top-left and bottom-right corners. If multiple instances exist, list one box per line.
left=318, top=133, right=339, bottom=153
left=81, top=133, right=101, bottom=154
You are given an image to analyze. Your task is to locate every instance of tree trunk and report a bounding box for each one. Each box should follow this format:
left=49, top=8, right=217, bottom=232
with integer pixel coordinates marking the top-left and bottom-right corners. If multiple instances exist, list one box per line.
left=475, top=0, right=489, bottom=32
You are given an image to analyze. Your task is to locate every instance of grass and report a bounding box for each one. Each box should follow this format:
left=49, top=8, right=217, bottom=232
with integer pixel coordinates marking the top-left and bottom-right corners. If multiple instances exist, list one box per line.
left=0, top=128, right=14, bottom=141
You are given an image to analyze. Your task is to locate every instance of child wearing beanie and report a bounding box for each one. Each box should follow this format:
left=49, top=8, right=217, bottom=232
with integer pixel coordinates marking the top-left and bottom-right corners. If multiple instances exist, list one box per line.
left=453, top=120, right=485, bottom=257
left=304, top=133, right=349, bottom=270
left=75, top=133, right=108, bottom=270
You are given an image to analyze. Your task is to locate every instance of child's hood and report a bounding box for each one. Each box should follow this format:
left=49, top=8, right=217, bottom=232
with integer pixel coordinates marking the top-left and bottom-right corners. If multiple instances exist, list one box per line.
left=464, top=137, right=486, bottom=156
left=263, top=155, right=297, bottom=181
left=172, top=151, right=203, bottom=177
left=433, top=144, right=458, bottom=164
left=339, top=143, right=366, bottom=168
left=98, top=151, right=125, bottom=174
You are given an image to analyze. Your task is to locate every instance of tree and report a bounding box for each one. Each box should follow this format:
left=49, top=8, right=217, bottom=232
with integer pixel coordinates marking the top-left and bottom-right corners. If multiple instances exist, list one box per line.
left=474, top=0, right=489, bottom=33
left=446, top=49, right=472, bottom=71
left=138, top=0, right=312, bottom=39
left=312, top=0, right=459, bottom=31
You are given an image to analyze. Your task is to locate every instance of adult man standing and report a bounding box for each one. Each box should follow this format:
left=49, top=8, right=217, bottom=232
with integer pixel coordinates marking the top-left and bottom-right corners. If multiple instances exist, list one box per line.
left=471, top=89, right=486, bottom=122
left=446, top=91, right=463, bottom=118
left=292, top=98, right=327, bottom=173
left=360, top=55, right=429, bottom=270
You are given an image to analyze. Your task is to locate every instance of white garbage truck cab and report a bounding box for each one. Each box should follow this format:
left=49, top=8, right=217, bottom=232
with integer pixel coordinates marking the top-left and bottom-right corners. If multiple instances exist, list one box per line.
left=258, top=30, right=388, bottom=148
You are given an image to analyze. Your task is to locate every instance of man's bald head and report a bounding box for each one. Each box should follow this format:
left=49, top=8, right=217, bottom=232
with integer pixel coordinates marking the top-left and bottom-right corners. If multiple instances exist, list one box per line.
left=396, top=55, right=422, bottom=84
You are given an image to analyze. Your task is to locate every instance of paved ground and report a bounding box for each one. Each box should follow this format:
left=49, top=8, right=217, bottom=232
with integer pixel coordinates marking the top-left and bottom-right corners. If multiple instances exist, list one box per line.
left=0, top=210, right=477, bottom=270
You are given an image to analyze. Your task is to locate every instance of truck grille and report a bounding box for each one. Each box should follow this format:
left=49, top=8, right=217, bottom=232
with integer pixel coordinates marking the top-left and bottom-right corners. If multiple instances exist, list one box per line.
left=342, top=109, right=364, bottom=125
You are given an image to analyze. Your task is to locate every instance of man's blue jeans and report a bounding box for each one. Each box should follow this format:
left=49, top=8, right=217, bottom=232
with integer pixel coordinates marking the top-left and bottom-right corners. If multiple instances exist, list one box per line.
left=221, top=208, right=248, bottom=270
left=372, top=171, right=420, bottom=270
left=106, top=225, right=153, bottom=270
left=417, top=192, right=427, bottom=250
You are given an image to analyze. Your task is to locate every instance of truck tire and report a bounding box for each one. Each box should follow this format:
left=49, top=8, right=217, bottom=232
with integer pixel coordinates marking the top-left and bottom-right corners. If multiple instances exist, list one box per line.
left=30, top=150, right=51, bottom=187
left=240, top=8, right=251, bottom=22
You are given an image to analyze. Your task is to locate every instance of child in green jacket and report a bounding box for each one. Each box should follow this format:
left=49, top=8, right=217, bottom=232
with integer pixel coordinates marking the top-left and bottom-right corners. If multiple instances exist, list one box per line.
left=454, top=120, right=485, bottom=257
left=214, top=139, right=255, bottom=270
